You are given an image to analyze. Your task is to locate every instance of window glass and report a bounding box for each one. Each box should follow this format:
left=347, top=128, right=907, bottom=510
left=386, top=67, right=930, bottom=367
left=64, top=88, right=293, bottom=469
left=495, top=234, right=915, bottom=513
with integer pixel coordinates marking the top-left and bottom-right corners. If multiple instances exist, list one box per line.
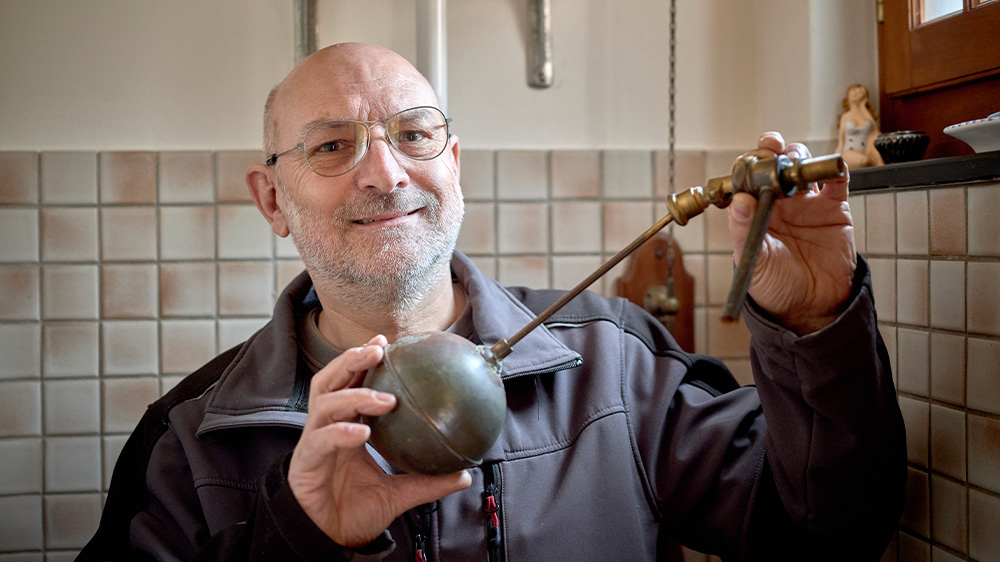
left=920, top=0, right=962, bottom=22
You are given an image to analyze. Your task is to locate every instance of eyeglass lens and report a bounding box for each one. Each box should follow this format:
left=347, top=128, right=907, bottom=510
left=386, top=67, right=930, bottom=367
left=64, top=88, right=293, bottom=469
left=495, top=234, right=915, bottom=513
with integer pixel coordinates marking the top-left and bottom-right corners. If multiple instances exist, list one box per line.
left=303, top=107, right=449, bottom=177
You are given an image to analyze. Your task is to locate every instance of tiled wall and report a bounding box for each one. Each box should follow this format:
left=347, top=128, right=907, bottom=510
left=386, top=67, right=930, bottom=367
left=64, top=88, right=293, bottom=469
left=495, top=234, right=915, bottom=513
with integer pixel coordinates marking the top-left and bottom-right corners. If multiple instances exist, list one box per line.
left=861, top=180, right=1000, bottom=562
left=14, top=147, right=993, bottom=559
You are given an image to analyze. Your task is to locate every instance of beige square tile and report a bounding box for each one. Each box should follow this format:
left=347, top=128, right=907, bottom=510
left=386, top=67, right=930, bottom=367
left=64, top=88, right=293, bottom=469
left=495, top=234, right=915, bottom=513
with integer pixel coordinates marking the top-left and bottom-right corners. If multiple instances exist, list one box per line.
left=497, top=203, right=547, bottom=254
left=218, top=262, right=273, bottom=317
left=41, top=208, right=98, bottom=262
left=967, top=261, right=1000, bottom=337
left=930, top=405, right=966, bottom=480
left=551, top=150, right=599, bottom=199
left=929, top=187, right=966, bottom=256
left=468, top=256, right=496, bottom=280
left=218, top=318, right=268, bottom=351
left=101, top=264, right=158, bottom=318
left=599, top=260, right=629, bottom=298
left=459, top=149, right=494, bottom=200
left=705, top=306, right=750, bottom=359
left=866, top=192, right=896, bottom=255
left=42, top=322, right=98, bottom=378
left=456, top=202, right=495, bottom=255
left=100, top=206, right=157, bottom=261
left=602, top=150, right=652, bottom=198
left=160, top=320, right=216, bottom=374
left=160, top=375, right=186, bottom=396
left=159, top=206, right=216, bottom=260
left=968, top=414, right=1000, bottom=495
left=103, top=434, right=129, bottom=489
left=654, top=150, right=706, bottom=199
left=160, top=262, right=216, bottom=317
left=0, top=438, right=42, bottom=495
left=897, top=328, right=930, bottom=396
left=44, top=436, right=100, bottom=492
left=930, top=333, right=965, bottom=406
left=930, top=475, right=967, bottom=554
left=158, top=151, right=214, bottom=203
left=969, top=488, right=1000, bottom=561
left=218, top=204, right=273, bottom=259
left=216, top=150, right=261, bottom=203
left=0, top=265, right=40, bottom=320
left=99, top=151, right=156, bottom=204
left=275, top=231, right=299, bottom=259
left=603, top=201, right=653, bottom=252
left=896, top=259, right=929, bottom=327
left=276, top=259, right=307, bottom=295
left=551, top=201, right=601, bottom=253
left=693, top=307, right=708, bottom=355
left=848, top=194, right=866, bottom=254
left=869, top=258, right=897, bottom=322
left=967, top=338, right=1000, bottom=415
left=496, top=257, right=549, bottom=289
left=655, top=201, right=706, bottom=253
left=704, top=203, right=732, bottom=253
left=683, top=253, right=707, bottom=306
left=0, top=151, right=39, bottom=204
left=968, top=183, right=1000, bottom=257
left=897, top=190, right=929, bottom=255
left=103, top=378, right=159, bottom=433
left=43, top=493, right=102, bottom=549
left=929, top=260, right=965, bottom=331
left=0, top=208, right=39, bottom=262
left=704, top=149, right=743, bottom=180
left=0, top=324, right=40, bottom=379
left=40, top=152, right=97, bottom=205
left=901, top=467, right=930, bottom=536
left=552, top=255, right=602, bottom=292
left=0, top=381, right=40, bottom=437
left=41, top=265, right=98, bottom=320
left=899, top=396, right=929, bottom=467
left=879, top=324, right=898, bottom=386
left=102, top=320, right=158, bottom=376
left=496, top=150, right=547, bottom=200
left=0, top=495, right=43, bottom=551
left=706, top=254, right=734, bottom=307
left=44, top=380, right=99, bottom=435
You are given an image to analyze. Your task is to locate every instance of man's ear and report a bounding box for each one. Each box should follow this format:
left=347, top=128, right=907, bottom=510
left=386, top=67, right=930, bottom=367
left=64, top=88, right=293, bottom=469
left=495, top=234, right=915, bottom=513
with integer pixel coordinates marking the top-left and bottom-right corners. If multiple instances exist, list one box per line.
left=246, top=164, right=290, bottom=237
left=447, top=134, right=461, bottom=180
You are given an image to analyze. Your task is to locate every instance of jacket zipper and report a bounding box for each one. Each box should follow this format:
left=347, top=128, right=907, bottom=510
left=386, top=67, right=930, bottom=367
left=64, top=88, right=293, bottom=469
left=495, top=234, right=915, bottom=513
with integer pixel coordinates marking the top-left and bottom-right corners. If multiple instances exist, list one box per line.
left=482, top=461, right=504, bottom=562
left=407, top=504, right=434, bottom=562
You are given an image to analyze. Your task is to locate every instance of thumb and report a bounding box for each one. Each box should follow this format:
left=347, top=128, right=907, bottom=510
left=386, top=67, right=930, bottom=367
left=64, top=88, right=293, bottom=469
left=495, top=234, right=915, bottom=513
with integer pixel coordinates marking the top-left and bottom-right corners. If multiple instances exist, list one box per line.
left=391, top=470, right=473, bottom=511
left=727, top=192, right=757, bottom=263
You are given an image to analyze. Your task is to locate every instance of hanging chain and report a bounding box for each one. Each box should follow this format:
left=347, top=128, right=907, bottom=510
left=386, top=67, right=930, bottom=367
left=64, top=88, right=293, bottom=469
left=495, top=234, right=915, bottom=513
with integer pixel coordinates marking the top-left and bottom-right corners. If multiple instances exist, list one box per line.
left=665, top=0, right=677, bottom=288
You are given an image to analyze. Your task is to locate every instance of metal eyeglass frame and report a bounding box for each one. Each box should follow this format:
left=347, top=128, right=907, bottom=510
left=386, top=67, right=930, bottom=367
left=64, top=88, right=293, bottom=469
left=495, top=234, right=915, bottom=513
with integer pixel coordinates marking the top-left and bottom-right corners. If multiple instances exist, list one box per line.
left=265, top=105, right=453, bottom=178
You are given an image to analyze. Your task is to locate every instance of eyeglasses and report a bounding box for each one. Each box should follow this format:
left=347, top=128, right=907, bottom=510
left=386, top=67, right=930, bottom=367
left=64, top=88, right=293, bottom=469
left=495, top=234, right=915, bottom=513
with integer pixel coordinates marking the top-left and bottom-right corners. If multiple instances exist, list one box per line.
left=266, top=106, right=452, bottom=177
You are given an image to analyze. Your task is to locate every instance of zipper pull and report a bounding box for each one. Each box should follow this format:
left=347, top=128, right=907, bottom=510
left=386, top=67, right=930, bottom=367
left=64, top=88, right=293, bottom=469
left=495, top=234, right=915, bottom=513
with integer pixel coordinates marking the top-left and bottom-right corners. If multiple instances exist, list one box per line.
left=415, top=533, right=429, bottom=562
left=484, top=484, right=501, bottom=548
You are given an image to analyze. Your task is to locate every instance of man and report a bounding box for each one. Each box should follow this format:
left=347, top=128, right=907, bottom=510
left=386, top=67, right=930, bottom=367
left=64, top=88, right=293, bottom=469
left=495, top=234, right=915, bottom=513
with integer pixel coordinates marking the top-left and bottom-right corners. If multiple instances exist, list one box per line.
left=80, top=42, right=905, bottom=561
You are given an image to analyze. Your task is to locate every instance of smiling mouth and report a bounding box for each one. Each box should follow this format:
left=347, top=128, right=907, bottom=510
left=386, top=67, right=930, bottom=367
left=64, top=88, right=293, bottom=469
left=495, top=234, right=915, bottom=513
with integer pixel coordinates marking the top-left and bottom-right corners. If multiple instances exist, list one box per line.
left=354, top=209, right=422, bottom=225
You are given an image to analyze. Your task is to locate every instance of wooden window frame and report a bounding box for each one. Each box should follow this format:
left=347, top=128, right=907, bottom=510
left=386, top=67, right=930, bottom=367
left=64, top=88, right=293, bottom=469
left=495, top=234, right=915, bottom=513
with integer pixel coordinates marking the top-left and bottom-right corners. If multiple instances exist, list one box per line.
left=878, top=0, right=1000, bottom=158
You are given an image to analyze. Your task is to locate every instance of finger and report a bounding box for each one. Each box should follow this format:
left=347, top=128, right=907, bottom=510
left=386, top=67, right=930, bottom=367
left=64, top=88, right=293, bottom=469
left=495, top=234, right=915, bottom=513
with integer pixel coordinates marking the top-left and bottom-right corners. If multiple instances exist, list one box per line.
left=311, top=342, right=386, bottom=397
left=784, top=142, right=812, bottom=160
left=727, top=192, right=758, bottom=263
left=293, top=421, right=372, bottom=469
left=757, top=131, right=785, bottom=153
left=307, top=387, right=397, bottom=429
left=390, top=470, right=473, bottom=512
left=818, top=175, right=850, bottom=201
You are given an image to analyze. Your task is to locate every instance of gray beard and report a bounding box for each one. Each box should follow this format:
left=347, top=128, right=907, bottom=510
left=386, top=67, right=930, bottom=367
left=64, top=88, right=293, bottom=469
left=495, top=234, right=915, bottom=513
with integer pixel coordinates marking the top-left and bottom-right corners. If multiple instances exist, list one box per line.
left=279, top=179, right=463, bottom=316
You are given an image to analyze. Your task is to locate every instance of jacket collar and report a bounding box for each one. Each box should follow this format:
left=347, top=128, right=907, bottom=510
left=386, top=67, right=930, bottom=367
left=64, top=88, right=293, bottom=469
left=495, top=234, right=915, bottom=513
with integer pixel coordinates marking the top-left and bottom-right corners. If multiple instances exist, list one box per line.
left=197, top=252, right=580, bottom=436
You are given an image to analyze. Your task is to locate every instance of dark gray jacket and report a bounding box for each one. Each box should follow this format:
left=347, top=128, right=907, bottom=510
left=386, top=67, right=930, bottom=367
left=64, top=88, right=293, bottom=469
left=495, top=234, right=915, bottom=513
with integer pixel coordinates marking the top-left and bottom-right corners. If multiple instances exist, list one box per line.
left=79, top=252, right=905, bottom=561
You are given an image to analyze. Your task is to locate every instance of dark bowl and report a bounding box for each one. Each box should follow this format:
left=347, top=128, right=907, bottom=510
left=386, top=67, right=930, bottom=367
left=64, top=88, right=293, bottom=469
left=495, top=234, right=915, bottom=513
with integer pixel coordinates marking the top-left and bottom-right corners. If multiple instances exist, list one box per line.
left=361, top=331, right=507, bottom=475
left=873, top=131, right=930, bottom=164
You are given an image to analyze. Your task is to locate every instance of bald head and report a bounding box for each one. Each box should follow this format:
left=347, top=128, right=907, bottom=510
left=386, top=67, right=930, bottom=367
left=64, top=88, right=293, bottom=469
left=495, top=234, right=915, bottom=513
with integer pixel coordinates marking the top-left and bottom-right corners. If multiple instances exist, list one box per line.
left=263, top=43, right=439, bottom=155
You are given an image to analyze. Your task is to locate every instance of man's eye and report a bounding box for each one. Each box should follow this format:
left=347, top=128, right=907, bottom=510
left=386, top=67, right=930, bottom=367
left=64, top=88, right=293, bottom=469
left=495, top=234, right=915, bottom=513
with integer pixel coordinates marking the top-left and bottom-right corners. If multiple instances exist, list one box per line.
left=398, top=131, right=426, bottom=143
left=317, top=140, right=345, bottom=152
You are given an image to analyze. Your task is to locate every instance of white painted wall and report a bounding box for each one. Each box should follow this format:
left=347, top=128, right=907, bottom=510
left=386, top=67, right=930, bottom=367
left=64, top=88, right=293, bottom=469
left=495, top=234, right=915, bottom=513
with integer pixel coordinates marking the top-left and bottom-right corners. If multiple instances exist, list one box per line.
left=0, top=0, right=878, bottom=151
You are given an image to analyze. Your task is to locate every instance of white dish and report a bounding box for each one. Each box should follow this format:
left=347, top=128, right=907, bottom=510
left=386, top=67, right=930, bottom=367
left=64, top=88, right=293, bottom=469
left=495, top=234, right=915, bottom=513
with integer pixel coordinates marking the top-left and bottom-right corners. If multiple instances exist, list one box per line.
left=943, top=111, right=1000, bottom=153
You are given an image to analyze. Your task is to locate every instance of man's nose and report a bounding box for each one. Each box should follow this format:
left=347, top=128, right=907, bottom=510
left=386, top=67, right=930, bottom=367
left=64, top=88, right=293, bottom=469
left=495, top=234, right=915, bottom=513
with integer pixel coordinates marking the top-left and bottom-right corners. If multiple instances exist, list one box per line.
left=352, top=128, right=409, bottom=194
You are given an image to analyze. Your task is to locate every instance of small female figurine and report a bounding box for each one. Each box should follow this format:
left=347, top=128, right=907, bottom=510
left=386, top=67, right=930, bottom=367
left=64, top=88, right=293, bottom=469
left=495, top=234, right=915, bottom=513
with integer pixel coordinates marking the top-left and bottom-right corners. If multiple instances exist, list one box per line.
left=836, top=83, right=885, bottom=169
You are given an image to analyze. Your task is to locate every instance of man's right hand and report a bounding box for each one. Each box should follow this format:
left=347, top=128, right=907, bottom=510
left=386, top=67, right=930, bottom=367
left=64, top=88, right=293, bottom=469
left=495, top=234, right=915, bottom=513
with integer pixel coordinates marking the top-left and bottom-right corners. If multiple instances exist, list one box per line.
left=288, top=335, right=473, bottom=548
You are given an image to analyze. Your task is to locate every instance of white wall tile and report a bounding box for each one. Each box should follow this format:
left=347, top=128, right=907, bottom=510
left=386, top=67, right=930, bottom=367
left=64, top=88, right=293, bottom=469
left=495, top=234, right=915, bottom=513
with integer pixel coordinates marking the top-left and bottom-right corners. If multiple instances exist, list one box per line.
left=0, top=438, right=42, bottom=494
left=602, top=150, right=652, bottom=198
left=551, top=201, right=601, bottom=253
left=496, top=151, right=547, bottom=200
left=160, top=262, right=216, bottom=317
left=102, top=378, right=158, bottom=433
left=459, top=149, right=495, bottom=200
left=0, top=152, right=39, bottom=205
left=43, top=380, right=100, bottom=434
left=0, top=208, right=39, bottom=262
left=497, top=203, right=547, bottom=254
left=41, top=265, right=99, bottom=320
left=100, top=207, right=157, bottom=261
left=44, top=436, right=101, bottom=492
left=41, top=208, right=99, bottom=262
left=218, top=262, right=273, bottom=316
left=0, top=495, right=43, bottom=551
left=217, top=205, right=273, bottom=259
left=99, top=151, right=156, bottom=204
left=551, top=150, right=599, bottom=199
left=929, top=260, right=965, bottom=331
left=102, top=320, right=159, bottom=376
left=159, top=206, right=216, bottom=260
left=0, top=266, right=40, bottom=321
left=160, top=320, right=216, bottom=374
left=0, top=381, right=41, bottom=437
left=40, top=152, right=97, bottom=205
left=0, top=323, right=41, bottom=379
left=158, top=151, right=214, bottom=203
left=43, top=493, right=102, bottom=550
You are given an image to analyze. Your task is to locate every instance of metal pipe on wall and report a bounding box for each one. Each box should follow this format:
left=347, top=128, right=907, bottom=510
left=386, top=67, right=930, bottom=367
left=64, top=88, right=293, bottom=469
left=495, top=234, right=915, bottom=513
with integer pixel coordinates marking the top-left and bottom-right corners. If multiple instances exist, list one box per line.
left=416, top=0, right=448, bottom=113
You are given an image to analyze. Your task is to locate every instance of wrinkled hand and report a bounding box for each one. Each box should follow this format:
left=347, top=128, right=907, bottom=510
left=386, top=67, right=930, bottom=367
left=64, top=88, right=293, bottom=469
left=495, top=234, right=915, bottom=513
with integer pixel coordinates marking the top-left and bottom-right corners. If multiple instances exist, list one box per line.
left=727, top=132, right=857, bottom=335
left=288, top=335, right=472, bottom=548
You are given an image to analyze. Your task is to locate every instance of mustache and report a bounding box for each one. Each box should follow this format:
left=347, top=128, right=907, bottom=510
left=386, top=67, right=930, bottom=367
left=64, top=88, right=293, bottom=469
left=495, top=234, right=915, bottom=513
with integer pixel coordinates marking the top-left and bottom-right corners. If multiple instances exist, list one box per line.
left=337, top=189, right=439, bottom=221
